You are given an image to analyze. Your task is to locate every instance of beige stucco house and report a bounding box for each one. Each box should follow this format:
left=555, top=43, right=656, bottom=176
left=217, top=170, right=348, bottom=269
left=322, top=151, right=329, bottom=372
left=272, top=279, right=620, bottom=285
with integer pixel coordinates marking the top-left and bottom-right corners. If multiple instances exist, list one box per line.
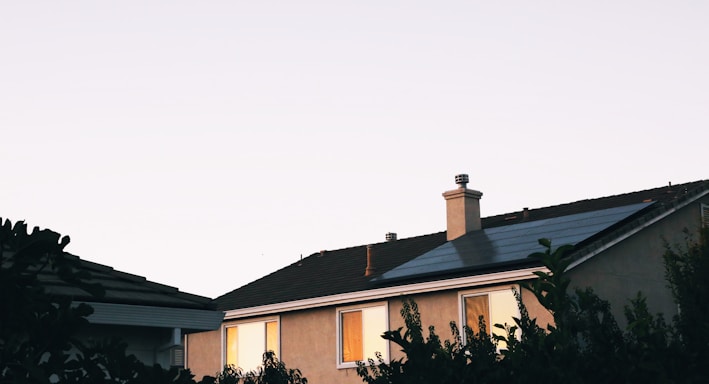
left=185, top=176, right=709, bottom=383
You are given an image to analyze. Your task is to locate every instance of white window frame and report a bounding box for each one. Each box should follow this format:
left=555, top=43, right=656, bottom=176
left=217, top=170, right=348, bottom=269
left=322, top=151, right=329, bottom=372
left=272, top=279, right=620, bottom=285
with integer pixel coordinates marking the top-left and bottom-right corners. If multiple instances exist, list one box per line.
left=458, top=284, right=521, bottom=347
left=221, top=316, right=280, bottom=371
left=336, top=301, right=389, bottom=369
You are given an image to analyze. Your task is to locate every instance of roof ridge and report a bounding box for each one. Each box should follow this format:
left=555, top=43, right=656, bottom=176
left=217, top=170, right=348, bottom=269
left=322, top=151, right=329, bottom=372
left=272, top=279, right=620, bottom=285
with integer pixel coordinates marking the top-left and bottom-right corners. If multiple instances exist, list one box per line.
left=483, top=179, right=709, bottom=224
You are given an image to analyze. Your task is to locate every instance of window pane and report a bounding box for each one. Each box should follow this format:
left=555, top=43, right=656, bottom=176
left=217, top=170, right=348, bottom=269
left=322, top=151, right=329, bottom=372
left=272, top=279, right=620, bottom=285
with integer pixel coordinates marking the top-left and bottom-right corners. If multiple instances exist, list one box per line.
left=237, top=322, right=266, bottom=371
left=362, top=306, right=387, bottom=361
left=464, top=295, right=490, bottom=336
left=341, top=311, right=363, bottom=362
left=226, top=326, right=238, bottom=367
left=489, top=289, right=521, bottom=344
left=266, top=321, right=278, bottom=357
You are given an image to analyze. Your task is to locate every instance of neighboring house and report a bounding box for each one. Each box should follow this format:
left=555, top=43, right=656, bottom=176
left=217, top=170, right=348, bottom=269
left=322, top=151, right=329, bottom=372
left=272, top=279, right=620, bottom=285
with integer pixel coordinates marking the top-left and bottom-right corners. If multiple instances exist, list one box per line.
left=39, top=252, right=224, bottom=368
left=185, top=175, right=709, bottom=383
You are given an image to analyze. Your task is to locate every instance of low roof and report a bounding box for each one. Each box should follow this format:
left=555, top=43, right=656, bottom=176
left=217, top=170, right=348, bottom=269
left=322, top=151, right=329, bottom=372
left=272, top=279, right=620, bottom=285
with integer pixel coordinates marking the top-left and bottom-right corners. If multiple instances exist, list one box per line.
left=216, top=180, right=709, bottom=312
left=39, top=253, right=216, bottom=311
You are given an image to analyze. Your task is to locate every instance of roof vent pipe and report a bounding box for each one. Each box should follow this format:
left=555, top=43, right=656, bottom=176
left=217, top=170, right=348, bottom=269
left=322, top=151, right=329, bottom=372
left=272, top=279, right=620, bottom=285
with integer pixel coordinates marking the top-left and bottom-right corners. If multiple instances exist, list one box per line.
left=385, top=232, right=397, bottom=241
left=364, top=245, right=376, bottom=277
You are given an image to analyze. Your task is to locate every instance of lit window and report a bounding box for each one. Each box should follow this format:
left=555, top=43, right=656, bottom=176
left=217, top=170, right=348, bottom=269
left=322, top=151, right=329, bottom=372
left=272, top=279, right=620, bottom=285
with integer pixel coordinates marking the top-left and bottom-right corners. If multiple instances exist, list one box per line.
left=460, top=286, right=520, bottom=348
left=337, top=303, right=388, bottom=368
left=224, top=319, right=279, bottom=371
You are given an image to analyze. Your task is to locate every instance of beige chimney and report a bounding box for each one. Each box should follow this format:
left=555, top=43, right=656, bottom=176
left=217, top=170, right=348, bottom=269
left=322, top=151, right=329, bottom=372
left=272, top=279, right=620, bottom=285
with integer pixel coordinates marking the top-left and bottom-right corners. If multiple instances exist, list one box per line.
left=442, top=174, right=483, bottom=240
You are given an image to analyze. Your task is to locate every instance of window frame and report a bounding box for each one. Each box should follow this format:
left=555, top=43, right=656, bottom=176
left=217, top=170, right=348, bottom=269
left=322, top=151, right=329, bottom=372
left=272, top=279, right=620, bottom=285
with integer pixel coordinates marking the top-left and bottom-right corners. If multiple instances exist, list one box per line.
left=458, top=284, right=521, bottom=346
left=335, top=301, right=389, bottom=369
left=221, top=316, right=280, bottom=371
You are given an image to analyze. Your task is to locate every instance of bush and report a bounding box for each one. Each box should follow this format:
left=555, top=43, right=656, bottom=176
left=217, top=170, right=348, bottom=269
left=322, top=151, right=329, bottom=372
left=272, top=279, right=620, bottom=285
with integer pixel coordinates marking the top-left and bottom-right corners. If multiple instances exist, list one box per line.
left=208, top=352, right=307, bottom=384
left=357, top=236, right=709, bottom=384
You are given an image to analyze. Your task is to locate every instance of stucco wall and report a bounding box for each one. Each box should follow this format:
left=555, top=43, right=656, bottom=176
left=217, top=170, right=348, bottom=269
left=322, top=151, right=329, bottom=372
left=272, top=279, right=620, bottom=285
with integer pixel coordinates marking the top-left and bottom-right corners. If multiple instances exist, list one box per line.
left=567, top=199, right=706, bottom=326
left=387, top=290, right=459, bottom=362
left=280, top=306, right=361, bottom=383
left=186, top=329, right=221, bottom=379
left=185, top=284, right=551, bottom=384
left=272, top=284, right=545, bottom=384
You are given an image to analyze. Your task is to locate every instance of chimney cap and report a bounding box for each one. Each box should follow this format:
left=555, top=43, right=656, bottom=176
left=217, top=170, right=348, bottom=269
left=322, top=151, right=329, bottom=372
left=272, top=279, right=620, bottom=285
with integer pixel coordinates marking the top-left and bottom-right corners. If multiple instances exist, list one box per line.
left=455, top=174, right=469, bottom=188
left=385, top=232, right=397, bottom=241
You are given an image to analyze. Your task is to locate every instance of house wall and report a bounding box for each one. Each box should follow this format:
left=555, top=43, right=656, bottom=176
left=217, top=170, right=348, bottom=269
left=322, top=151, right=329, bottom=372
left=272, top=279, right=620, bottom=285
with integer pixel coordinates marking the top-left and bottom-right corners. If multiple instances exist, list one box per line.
left=387, top=290, right=464, bottom=362
left=75, top=324, right=178, bottom=368
left=567, top=199, right=707, bottom=326
left=185, top=196, right=708, bottom=383
left=185, top=281, right=548, bottom=384
left=185, top=329, right=221, bottom=380
left=280, top=306, right=363, bottom=384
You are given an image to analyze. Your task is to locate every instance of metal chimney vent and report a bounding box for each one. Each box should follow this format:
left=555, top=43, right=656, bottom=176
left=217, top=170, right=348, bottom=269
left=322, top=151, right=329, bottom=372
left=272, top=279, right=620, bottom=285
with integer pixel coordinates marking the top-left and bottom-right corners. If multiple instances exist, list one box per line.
left=385, top=232, right=397, bottom=241
left=455, top=174, right=469, bottom=188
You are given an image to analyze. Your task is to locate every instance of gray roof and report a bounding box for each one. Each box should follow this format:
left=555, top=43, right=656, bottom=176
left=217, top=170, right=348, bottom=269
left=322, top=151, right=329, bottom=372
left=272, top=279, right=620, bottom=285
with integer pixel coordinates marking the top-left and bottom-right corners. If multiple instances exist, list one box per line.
left=216, top=179, right=709, bottom=311
left=374, top=202, right=653, bottom=282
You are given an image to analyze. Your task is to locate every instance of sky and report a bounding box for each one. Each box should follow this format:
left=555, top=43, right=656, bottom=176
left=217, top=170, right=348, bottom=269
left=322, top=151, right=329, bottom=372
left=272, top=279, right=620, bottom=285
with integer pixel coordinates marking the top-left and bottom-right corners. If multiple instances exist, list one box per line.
left=1, top=1, right=707, bottom=300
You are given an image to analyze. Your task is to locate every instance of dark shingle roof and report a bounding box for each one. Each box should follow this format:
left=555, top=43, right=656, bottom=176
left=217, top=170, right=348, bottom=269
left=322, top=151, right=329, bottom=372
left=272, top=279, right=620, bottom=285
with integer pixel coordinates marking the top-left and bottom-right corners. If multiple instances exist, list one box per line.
left=215, top=232, right=447, bottom=311
left=215, top=180, right=709, bottom=311
left=39, top=253, right=216, bottom=310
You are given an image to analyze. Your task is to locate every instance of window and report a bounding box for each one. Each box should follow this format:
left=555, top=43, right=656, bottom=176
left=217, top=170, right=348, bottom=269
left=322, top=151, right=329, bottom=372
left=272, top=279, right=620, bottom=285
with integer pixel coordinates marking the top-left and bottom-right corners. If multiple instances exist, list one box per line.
left=459, top=286, right=520, bottom=348
left=224, top=318, right=279, bottom=371
left=337, top=303, right=388, bottom=368
left=702, top=203, right=709, bottom=228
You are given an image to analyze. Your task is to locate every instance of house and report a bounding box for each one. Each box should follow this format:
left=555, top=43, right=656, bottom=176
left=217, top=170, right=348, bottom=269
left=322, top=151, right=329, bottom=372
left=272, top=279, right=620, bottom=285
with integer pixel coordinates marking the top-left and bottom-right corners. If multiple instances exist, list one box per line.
left=33, top=248, right=224, bottom=368
left=185, top=176, right=709, bottom=383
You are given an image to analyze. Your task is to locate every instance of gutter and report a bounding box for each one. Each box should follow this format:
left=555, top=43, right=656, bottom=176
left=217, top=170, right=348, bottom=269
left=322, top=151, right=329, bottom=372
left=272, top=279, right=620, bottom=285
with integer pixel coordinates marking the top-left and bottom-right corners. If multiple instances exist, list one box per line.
left=77, top=301, right=225, bottom=331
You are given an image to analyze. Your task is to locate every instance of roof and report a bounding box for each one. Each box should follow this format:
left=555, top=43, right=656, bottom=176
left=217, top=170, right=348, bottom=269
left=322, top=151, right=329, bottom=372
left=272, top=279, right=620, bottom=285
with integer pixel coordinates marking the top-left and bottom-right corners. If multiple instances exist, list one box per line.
left=44, top=253, right=225, bottom=330
left=374, top=201, right=654, bottom=283
left=216, top=232, right=448, bottom=311
left=38, top=253, right=217, bottom=311
left=215, top=180, right=709, bottom=312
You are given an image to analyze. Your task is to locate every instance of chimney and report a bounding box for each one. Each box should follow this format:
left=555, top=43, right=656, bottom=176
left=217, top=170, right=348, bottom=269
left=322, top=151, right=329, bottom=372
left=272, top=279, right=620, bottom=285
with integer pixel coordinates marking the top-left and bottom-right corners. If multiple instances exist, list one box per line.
left=385, top=232, right=397, bottom=242
left=364, top=245, right=376, bottom=276
left=442, top=174, right=483, bottom=241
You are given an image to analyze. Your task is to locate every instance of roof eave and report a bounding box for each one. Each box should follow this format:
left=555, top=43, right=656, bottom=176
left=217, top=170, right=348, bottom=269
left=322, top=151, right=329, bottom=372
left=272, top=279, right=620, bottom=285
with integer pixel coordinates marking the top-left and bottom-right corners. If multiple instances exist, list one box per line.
left=223, top=266, right=547, bottom=320
left=567, top=188, right=709, bottom=270
left=78, top=301, right=224, bottom=331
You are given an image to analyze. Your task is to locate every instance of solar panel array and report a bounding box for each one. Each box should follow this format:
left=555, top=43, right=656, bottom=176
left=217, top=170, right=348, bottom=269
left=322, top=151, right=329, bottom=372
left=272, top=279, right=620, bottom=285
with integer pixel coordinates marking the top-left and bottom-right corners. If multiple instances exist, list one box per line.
left=373, top=201, right=654, bottom=283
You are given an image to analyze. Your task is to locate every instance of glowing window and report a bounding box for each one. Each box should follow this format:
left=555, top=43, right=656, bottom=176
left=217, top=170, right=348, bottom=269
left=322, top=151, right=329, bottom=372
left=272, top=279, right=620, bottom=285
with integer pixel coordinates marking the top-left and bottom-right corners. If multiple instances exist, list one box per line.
left=337, top=304, right=388, bottom=368
left=224, top=319, right=279, bottom=371
left=460, top=286, right=520, bottom=348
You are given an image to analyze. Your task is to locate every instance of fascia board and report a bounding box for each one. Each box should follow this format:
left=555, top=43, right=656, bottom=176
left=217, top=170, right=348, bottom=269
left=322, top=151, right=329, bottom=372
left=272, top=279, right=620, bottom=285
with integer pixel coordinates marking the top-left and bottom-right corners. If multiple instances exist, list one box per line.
left=567, top=189, right=709, bottom=271
left=77, top=301, right=224, bottom=331
left=223, top=266, right=546, bottom=320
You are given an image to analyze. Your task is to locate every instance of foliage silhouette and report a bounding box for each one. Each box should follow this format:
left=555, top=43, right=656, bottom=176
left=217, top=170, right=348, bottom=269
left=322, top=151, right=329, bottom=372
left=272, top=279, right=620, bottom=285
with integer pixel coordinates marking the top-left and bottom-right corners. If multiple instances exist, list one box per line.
left=357, top=235, right=709, bottom=384
left=208, top=352, right=307, bottom=384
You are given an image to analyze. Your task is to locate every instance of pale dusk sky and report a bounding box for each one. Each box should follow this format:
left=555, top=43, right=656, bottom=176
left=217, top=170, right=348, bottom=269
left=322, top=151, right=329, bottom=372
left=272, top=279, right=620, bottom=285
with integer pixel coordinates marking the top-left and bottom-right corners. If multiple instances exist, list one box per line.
left=1, top=1, right=707, bottom=299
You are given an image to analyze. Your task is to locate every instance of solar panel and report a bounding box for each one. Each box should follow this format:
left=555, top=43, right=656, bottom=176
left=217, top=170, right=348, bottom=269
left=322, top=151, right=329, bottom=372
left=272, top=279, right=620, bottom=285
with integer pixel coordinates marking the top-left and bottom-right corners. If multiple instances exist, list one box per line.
left=373, top=201, right=654, bottom=283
